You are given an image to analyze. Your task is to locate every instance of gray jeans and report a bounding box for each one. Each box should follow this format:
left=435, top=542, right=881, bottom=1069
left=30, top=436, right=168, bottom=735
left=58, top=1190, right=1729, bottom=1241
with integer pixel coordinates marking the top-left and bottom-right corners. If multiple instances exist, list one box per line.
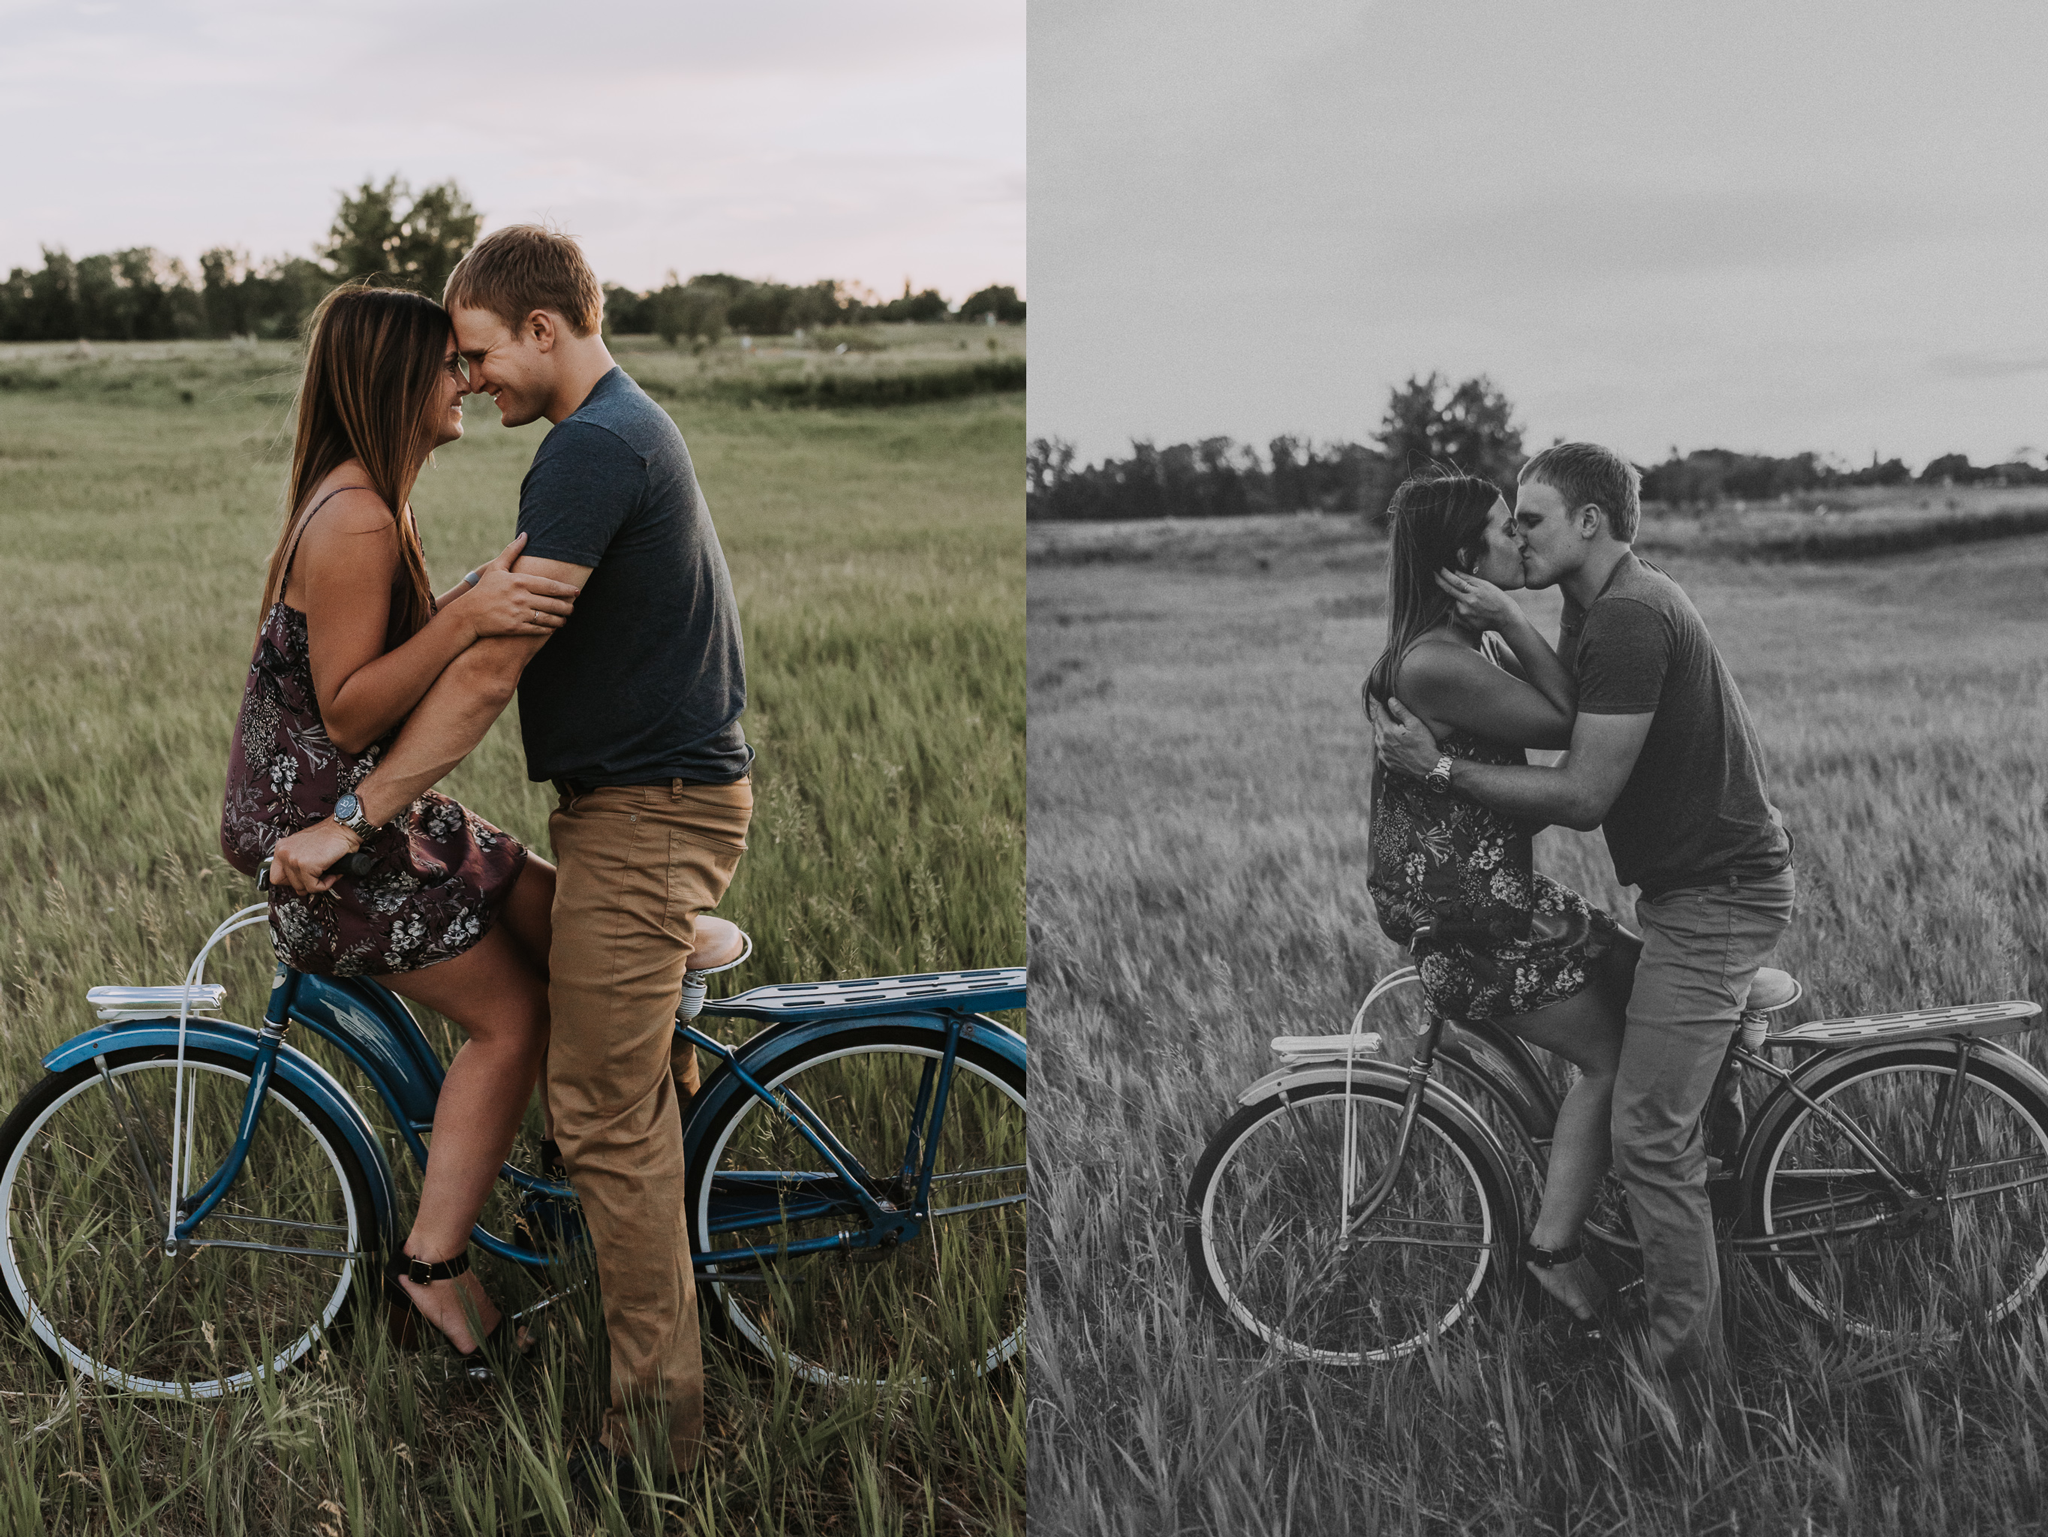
left=1612, top=868, right=1795, bottom=1378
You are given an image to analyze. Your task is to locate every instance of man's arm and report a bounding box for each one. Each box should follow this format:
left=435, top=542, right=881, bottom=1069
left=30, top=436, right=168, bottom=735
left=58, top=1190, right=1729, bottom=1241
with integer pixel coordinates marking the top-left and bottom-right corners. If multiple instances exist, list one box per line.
left=1371, top=697, right=1652, bottom=831
left=268, top=555, right=591, bottom=893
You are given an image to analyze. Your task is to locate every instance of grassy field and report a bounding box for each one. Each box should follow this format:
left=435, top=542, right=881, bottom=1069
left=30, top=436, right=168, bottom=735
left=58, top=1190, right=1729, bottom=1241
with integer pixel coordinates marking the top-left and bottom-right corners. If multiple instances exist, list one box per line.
left=0, top=336, right=1023, bottom=1535
left=1027, top=512, right=2048, bottom=1534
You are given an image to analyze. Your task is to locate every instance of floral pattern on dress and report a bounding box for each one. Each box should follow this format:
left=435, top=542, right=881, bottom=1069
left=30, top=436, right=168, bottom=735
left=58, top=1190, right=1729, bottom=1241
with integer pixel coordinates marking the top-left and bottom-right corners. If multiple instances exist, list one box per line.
left=1368, top=715, right=1618, bottom=1022
left=220, top=601, right=527, bottom=978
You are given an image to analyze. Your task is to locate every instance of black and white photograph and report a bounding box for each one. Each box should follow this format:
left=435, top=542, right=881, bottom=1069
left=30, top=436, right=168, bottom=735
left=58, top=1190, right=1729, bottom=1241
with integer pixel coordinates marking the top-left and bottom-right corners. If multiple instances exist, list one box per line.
left=1028, top=3, right=2048, bottom=1531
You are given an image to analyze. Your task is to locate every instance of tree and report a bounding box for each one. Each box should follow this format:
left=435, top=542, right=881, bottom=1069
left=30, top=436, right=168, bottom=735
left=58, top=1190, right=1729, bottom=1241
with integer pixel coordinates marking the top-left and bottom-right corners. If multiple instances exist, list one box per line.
left=322, top=176, right=481, bottom=297
left=1921, top=452, right=1979, bottom=485
left=960, top=285, right=1025, bottom=323
left=1375, top=372, right=1524, bottom=490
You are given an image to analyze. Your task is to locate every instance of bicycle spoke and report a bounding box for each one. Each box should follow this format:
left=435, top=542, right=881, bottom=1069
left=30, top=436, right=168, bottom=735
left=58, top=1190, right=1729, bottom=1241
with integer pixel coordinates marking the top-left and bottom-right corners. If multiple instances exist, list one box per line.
left=697, top=1037, right=1025, bottom=1387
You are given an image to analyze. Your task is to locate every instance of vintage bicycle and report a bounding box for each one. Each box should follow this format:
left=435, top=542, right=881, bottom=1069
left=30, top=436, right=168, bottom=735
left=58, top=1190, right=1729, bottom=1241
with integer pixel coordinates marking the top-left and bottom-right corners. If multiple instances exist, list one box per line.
left=1186, top=953, right=2048, bottom=1366
left=0, top=885, right=1026, bottom=1400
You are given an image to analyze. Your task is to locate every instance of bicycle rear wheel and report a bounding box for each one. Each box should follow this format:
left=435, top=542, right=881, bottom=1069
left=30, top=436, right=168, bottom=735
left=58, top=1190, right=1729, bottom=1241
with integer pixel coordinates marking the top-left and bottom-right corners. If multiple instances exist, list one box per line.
left=1185, top=1080, right=1520, bottom=1365
left=0, top=1045, right=375, bottom=1398
left=1745, top=1045, right=2048, bottom=1342
left=687, top=1024, right=1025, bottom=1388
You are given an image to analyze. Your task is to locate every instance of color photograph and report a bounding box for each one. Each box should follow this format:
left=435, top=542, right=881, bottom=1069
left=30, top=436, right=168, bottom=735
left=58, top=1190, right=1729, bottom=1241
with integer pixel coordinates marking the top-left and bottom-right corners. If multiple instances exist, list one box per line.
left=1028, top=3, right=2048, bottom=1532
left=0, top=4, right=1023, bottom=1531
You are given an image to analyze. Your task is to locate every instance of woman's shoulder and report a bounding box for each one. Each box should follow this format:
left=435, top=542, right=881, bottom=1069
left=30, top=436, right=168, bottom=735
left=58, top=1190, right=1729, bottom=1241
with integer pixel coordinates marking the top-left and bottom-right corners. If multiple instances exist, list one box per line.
left=292, top=476, right=397, bottom=554
left=1392, top=634, right=1491, bottom=703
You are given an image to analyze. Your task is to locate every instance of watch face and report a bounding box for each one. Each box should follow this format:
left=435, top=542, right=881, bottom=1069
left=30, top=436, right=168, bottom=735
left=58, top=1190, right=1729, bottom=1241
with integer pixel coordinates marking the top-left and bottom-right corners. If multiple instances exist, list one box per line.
left=335, top=794, right=360, bottom=820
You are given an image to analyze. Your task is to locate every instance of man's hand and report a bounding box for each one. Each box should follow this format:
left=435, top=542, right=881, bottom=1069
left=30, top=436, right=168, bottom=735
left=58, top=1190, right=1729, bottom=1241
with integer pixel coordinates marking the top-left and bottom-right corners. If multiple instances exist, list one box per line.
left=1369, top=695, right=1445, bottom=780
left=268, top=819, right=361, bottom=896
left=1435, top=569, right=1523, bottom=633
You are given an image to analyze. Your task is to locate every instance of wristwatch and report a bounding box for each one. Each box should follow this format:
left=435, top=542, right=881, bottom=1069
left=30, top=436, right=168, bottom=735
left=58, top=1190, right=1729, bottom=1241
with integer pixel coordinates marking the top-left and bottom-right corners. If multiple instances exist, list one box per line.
left=1424, top=754, right=1454, bottom=795
left=332, top=792, right=377, bottom=840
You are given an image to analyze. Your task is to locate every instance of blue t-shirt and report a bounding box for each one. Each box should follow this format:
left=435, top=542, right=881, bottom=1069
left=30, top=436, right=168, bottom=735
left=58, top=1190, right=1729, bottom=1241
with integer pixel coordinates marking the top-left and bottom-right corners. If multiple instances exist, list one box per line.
left=514, top=367, right=752, bottom=786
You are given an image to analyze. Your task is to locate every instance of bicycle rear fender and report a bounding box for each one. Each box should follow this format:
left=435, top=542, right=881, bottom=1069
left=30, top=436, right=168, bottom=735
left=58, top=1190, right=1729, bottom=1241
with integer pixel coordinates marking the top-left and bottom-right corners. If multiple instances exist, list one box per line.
left=682, top=1010, right=1026, bottom=1161
left=1740, top=1035, right=2048, bottom=1185
left=42, top=1020, right=399, bottom=1245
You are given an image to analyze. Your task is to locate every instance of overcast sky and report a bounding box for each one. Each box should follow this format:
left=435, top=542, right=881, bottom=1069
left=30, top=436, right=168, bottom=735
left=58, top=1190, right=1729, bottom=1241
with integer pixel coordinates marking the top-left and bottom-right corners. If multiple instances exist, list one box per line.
left=1, top=0, right=1023, bottom=303
left=1031, top=0, right=2047, bottom=469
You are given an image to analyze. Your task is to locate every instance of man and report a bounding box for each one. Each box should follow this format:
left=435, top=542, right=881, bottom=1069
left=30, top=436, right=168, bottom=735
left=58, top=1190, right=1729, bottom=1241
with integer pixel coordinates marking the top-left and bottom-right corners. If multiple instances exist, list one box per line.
left=271, top=224, right=752, bottom=1485
left=1372, top=441, right=1793, bottom=1391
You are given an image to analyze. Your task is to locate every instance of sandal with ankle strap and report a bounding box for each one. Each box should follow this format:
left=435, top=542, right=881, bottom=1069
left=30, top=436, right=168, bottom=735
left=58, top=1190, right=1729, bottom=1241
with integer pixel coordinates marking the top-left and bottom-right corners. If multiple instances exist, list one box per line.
left=385, top=1247, right=529, bottom=1386
left=1521, top=1240, right=1605, bottom=1337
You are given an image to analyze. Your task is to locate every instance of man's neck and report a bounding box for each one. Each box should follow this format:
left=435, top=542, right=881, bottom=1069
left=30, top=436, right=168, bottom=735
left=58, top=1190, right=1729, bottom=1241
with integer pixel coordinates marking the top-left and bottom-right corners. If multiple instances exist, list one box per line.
left=1559, top=541, right=1632, bottom=609
left=543, top=339, right=619, bottom=425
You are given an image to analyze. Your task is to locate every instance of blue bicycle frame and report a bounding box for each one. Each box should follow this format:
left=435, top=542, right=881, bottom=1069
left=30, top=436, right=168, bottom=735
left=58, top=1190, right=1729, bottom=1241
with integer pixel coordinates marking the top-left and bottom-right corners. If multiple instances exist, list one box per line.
left=49, top=960, right=1028, bottom=1276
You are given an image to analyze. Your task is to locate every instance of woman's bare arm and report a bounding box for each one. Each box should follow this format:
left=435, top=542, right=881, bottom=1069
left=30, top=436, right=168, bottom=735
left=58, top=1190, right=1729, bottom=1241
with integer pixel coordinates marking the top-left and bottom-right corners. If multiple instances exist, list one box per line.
left=291, top=495, right=576, bottom=753
left=1435, top=571, right=1576, bottom=721
left=1393, top=639, right=1574, bottom=752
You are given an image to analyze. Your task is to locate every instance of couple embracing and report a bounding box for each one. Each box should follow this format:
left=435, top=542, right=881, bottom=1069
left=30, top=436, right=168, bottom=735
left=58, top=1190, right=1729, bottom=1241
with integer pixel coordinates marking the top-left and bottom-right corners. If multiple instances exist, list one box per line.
left=219, top=225, right=745, bottom=1490
left=1365, top=443, right=1794, bottom=1396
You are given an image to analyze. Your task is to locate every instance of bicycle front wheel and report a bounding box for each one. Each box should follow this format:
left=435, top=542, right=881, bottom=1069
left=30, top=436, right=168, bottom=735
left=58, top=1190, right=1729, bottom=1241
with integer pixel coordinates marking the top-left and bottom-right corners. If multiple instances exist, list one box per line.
left=0, top=1045, right=376, bottom=1398
left=1185, top=1080, right=1520, bottom=1366
left=688, top=1024, right=1026, bottom=1388
left=1746, top=1045, right=2048, bottom=1342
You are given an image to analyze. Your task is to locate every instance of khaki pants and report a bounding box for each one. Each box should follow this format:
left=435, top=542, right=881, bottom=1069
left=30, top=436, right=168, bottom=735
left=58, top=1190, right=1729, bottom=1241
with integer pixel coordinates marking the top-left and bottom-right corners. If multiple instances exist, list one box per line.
left=1613, top=868, right=1794, bottom=1381
left=546, top=775, right=752, bottom=1471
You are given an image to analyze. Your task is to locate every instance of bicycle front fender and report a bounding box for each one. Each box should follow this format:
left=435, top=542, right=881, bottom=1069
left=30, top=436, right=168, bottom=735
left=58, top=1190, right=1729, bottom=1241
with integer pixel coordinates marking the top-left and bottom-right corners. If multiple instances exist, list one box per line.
left=42, top=1019, right=399, bottom=1247
left=682, top=1009, right=1026, bottom=1166
left=1234, top=1062, right=1517, bottom=1171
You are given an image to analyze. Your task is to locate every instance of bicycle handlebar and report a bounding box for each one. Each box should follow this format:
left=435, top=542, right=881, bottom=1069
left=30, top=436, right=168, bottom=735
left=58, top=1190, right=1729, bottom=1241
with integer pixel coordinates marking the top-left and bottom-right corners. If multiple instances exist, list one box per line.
left=256, top=850, right=376, bottom=893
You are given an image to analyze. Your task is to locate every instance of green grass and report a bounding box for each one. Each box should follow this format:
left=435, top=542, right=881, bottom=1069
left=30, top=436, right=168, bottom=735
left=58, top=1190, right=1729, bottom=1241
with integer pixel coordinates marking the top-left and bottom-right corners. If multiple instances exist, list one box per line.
left=0, top=338, right=1023, bottom=1534
left=1028, top=513, right=2048, bottom=1535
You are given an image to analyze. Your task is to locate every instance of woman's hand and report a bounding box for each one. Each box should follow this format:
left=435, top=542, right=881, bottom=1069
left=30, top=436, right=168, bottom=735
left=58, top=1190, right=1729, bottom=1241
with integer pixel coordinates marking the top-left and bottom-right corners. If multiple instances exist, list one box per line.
left=1435, top=569, right=1522, bottom=633
left=462, top=533, right=582, bottom=640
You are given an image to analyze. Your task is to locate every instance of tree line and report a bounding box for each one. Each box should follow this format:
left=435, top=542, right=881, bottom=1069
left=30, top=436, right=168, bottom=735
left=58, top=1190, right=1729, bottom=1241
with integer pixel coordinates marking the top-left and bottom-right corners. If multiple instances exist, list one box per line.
left=1028, top=372, right=2044, bottom=522
left=0, top=176, right=1024, bottom=344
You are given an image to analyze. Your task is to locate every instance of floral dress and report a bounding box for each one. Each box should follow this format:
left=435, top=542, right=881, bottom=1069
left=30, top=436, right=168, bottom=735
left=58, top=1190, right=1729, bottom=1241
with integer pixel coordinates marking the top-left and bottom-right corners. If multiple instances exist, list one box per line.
left=219, top=497, right=527, bottom=977
left=1367, top=694, right=1620, bottom=1022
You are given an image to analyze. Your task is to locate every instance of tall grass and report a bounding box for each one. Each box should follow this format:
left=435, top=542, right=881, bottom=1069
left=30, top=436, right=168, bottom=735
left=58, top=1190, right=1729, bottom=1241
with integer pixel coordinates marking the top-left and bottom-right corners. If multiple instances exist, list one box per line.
left=0, top=339, right=1023, bottom=1533
left=1027, top=513, right=2048, bottom=1534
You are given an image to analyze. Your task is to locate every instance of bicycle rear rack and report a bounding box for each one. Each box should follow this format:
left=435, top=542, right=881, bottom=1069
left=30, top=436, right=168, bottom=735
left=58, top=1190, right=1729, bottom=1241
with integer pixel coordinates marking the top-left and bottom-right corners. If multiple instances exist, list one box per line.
left=1769, top=1000, right=2041, bottom=1047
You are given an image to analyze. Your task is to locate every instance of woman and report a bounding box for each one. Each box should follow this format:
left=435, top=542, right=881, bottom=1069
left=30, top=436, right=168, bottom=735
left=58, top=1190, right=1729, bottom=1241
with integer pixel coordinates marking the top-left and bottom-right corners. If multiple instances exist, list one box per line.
left=220, top=283, right=576, bottom=1371
left=1362, top=470, right=1633, bottom=1323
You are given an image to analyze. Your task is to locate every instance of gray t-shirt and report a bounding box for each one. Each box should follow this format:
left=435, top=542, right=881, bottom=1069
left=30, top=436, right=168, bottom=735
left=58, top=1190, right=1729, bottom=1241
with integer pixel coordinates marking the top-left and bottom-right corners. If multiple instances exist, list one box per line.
left=514, top=367, right=752, bottom=786
left=1558, top=553, right=1788, bottom=896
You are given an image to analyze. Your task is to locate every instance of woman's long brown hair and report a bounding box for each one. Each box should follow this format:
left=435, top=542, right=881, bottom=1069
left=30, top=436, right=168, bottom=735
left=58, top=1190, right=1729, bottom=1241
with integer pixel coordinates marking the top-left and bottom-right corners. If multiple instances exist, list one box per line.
left=1363, top=469, right=1505, bottom=707
left=261, top=283, right=451, bottom=646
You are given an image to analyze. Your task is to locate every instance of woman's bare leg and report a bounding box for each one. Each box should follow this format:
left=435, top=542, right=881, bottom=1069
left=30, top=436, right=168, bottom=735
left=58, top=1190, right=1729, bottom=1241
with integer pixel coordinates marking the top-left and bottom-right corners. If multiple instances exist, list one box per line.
left=1500, top=980, right=1627, bottom=1320
left=373, top=871, right=551, bottom=1352
left=490, top=853, right=556, bottom=1144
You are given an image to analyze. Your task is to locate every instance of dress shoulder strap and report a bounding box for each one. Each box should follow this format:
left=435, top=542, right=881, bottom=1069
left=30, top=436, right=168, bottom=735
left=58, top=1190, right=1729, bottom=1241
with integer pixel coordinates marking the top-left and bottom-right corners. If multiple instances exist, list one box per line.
left=279, top=484, right=375, bottom=592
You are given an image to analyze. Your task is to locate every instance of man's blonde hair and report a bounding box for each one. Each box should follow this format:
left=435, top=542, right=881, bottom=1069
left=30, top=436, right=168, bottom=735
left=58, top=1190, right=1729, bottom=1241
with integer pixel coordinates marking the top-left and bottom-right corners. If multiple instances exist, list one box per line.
left=443, top=224, right=603, bottom=337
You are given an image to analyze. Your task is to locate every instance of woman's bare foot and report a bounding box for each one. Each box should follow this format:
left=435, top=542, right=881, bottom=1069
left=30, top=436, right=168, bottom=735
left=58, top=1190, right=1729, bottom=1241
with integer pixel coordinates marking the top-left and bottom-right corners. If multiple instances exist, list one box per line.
left=398, top=1267, right=501, bottom=1355
left=1526, top=1252, right=1609, bottom=1323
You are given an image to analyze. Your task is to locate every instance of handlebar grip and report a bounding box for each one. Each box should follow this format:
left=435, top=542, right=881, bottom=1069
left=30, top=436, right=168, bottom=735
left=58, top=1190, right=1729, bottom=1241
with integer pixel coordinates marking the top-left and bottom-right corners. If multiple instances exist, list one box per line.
left=257, top=851, right=375, bottom=893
